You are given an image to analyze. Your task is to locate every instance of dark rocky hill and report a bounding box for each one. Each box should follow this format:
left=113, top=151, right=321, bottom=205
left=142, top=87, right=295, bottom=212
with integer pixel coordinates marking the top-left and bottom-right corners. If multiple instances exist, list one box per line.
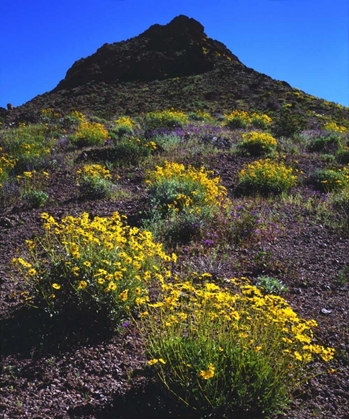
left=2, top=15, right=349, bottom=127
left=54, top=15, right=241, bottom=90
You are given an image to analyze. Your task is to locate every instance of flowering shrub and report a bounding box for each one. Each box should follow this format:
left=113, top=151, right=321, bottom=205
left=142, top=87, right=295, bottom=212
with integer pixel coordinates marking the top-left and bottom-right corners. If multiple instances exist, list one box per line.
left=224, top=110, right=272, bottom=130
left=188, top=110, right=213, bottom=122
left=76, top=164, right=115, bottom=198
left=0, top=148, right=17, bottom=188
left=110, top=116, right=136, bottom=139
left=12, top=212, right=175, bottom=325
left=237, top=159, right=298, bottom=196
left=307, top=167, right=349, bottom=193
left=70, top=117, right=109, bottom=147
left=137, top=276, right=335, bottom=418
left=40, top=108, right=62, bottom=123
left=0, top=124, right=52, bottom=172
left=144, top=109, right=188, bottom=131
left=324, top=121, right=348, bottom=133
left=238, top=131, right=277, bottom=156
left=146, top=161, right=228, bottom=216
left=17, top=170, right=50, bottom=207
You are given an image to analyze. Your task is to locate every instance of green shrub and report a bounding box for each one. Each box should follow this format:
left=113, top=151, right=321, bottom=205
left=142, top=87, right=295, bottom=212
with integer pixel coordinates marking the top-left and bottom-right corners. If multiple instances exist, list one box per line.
left=12, top=212, right=175, bottom=326
left=144, top=109, right=188, bottom=131
left=0, top=148, right=17, bottom=188
left=237, top=159, right=298, bottom=196
left=223, top=111, right=272, bottom=131
left=22, top=190, right=48, bottom=207
left=338, top=265, right=349, bottom=285
left=152, top=133, right=182, bottom=152
left=336, top=148, right=349, bottom=164
left=256, top=275, right=288, bottom=294
left=70, top=119, right=109, bottom=147
left=187, top=110, right=213, bottom=122
left=332, top=188, right=349, bottom=220
left=137, top=277, right=335, bottom=418
left=17, top=170, right=50, bottom=207
left=307, top=168, right=349, bottom=192
left=237, top=131, right=277, bottom=156
left=76, top=164, right=115, bottom=198
left=272, top=109, right=307, bottom=138
left=0, top=124, right=53, bottom=173
left=109, top=116, right=136, bottom=139
left=146, top=161, right=228, bottom=217
left=112, top=138, right=154, bottom=166
left=307, top=134, right=341, bottom=154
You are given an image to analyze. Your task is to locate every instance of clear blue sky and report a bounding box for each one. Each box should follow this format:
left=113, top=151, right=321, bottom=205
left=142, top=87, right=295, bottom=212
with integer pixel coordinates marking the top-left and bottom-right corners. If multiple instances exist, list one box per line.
left=1, top=0, right=348, bottom=108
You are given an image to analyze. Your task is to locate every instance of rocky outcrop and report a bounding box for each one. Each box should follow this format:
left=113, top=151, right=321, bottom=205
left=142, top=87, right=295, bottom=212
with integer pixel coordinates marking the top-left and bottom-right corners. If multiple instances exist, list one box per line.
left=54, top=15, right=241, bottom=91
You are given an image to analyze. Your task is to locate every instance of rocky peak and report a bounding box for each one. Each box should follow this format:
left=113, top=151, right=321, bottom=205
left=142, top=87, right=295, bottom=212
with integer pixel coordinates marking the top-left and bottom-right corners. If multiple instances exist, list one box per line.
left=143, top=15, right=205, bottom=38
left=54, top=15, right=240, bottom=91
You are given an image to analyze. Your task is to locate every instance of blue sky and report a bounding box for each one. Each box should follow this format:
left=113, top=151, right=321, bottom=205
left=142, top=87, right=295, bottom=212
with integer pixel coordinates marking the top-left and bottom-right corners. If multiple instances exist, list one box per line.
left=1, top=0, right=348, bottom=108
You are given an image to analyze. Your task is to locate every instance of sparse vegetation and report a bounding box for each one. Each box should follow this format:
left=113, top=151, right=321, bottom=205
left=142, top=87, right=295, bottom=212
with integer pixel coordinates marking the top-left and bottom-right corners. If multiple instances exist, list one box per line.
left=1, top=18, right=349, bottom=415
left=2, top=107, right=347, bottom=418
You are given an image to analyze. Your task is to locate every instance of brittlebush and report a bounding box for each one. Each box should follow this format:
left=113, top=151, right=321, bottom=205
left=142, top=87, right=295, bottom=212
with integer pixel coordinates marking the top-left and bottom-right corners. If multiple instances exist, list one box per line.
left=137, top=275, right=335, bottom=418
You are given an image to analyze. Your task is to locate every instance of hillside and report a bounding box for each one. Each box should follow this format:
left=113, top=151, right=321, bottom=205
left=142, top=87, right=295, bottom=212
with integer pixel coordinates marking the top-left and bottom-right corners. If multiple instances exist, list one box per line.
left=1, top=15, right=349, bottom=420
left=1, top=15, right=349, bottom=129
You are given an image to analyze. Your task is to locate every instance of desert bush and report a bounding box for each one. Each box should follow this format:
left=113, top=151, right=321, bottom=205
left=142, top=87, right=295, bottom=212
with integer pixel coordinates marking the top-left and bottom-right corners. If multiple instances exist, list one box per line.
left=307, top=168, right=349, bottom=193
left=224, top=110, right=272, bottom=130
left=17, top=170, right=50, bottom=207
left=331, top=188, right=349, bottom=221
left=137, top=276, right=335, bottom=418
left=306, top=133, right=341, bottom=154
left=76, top=164, right=115, bottom=198
left=70, top=119, right=109, bottom=147
left=0, top=147, right=17, bottom=188
left=112, top=137, right=155, bottom=166
left=336, top=148, right=349, bottom=164
left=109, top=116, right=136, bottom=139
left=255, top=275, right=288, bottom=294
left=272, top=109, right=307, bottom=138
left=146, top=160, right=228, bottom=217
left=324, top=121, right=348, bottom=133
left=237, top=159, right=298, bottom=196
left=151, top=133, right=182, bottom=152
left=237, top=131, right=277, bottom=156
left=144, top=109, right=188, bottom=131
left=0, top=124, right=53, bottom=172
left=188, top=110, right=213, bottom=122
left=12, top=212, right=175, bottom=325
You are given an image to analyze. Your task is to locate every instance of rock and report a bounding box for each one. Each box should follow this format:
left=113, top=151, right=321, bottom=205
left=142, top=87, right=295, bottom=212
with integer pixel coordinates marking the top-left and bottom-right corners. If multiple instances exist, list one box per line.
left=53, top=15, right=240, bottom=91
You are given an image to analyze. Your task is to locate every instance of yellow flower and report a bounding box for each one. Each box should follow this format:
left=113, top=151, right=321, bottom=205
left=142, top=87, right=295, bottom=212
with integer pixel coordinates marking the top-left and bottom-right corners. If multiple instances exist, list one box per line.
left=199, top=363, right=215, bottom=380
left=83, top=261, right=91, bottom=267
left=108, top=281, right=117, bottom=291
left=119, top=289, right=129, bottom=301
left=25, top=240, right=36, bottom=250
left=52, top=283, right=61, bottom=290
left=28, top=268, right=37, bottom=276
left=78, top=280, right=88, bottom=289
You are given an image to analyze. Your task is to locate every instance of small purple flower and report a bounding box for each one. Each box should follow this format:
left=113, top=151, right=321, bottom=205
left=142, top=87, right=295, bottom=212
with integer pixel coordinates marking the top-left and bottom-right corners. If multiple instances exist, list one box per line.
left=122, top=321, right=131, bottom=328
left=203, top=239, right=215, bottom=247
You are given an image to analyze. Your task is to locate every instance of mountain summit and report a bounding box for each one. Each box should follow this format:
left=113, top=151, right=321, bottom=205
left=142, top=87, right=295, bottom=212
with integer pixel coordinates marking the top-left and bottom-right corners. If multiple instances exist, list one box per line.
left=54, top=15, right=241, bottom=91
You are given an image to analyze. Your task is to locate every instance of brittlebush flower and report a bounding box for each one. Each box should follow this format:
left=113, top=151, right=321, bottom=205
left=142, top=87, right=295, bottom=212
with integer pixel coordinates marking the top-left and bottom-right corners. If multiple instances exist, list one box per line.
left=78, top=280, right=88, bottom=290
left=119, top=289, right=129, bottom=301
left=199, top=363, right=215, bottom=380
left=52, top=283, right=61, bottom=290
